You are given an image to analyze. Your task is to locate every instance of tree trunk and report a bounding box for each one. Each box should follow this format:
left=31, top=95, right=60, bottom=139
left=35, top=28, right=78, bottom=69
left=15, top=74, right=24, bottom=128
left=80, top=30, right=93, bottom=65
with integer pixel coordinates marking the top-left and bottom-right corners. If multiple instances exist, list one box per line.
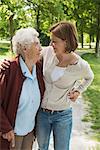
left=9, top=14, right=14, bottom=52
left=36, top=5, right=41, bottom=33
left=81, top=32, right=84, bottom=48
left=92, top=35, right=95, bottom=42
left=89, top=34, right=92, bottom=49
left=95, top=3, right=100, bottom=57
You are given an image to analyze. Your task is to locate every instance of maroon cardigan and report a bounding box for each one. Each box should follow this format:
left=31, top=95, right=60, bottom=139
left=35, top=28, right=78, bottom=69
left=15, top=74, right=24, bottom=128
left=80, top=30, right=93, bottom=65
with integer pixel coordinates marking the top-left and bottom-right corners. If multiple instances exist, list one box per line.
left=0, top=56, right=45, bottom=150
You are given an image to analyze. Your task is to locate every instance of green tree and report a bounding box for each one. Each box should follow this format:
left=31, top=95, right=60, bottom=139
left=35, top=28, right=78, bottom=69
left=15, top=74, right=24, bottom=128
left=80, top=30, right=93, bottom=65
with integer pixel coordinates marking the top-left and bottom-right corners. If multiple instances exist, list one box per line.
left=0, top=0, right=24, bottom=50
left=94, top=0, right=100, bottom=57
left=24, top=0, right=65, bottom=45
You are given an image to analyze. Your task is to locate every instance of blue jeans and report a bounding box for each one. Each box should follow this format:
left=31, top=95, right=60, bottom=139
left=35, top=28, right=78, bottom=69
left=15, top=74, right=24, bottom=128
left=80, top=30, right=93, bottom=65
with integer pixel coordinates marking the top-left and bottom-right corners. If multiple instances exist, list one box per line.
left=36, top=107, right=72, bottom=150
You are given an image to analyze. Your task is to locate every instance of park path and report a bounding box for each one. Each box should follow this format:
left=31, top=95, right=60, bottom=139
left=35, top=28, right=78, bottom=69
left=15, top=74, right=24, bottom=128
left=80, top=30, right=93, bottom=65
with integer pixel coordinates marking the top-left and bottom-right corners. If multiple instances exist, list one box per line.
left=33, top=95, right=100, bottom=150
left=70, top=96, right=100, bottom=150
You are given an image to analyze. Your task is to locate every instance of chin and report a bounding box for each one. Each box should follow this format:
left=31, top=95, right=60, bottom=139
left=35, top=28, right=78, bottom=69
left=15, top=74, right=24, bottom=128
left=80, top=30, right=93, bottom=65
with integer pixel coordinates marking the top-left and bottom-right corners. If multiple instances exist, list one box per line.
left=53, top=48, right=56, bottom=52
left=55, top=52, right=59, bottom=55
left=54, top=51, right=58, bottom=55
left=37, top=56, right=41, bottom=61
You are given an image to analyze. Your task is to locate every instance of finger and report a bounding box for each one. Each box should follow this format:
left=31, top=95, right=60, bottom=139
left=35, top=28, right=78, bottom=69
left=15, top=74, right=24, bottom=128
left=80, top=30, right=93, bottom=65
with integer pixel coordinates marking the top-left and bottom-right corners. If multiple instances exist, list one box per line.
left=70, top=94, right=77, bottom=101
left=70, top=97, right=75, bottom=100
left=11, top=137, right=15, bottom=148
left=2, top=134, right=7, bottom=139
left=1, top=63, right=9, bottom=68
left=69, top=93, right=74, bottom=98
left=71, top=95, right=78, bottom=101
left=0, top=66, right=6, bottom=70
left=67, top=93, right=70, bottom=96
left=70, top=97, right=76, bottom=102
left=4, top=62, right=10, bottom=66
left=7, top=134, right=12, bottom=142
left=4, top=59, right=10, bottom=64
left=68, top=91, right=73, bottom=96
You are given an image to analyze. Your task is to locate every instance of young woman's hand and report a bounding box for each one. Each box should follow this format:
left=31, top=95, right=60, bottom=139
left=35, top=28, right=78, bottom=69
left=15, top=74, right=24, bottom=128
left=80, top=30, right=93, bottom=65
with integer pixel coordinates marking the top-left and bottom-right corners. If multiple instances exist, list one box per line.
left=0, top=59, right=10, bottom=71
left=67, top=89, right=80, bottom=102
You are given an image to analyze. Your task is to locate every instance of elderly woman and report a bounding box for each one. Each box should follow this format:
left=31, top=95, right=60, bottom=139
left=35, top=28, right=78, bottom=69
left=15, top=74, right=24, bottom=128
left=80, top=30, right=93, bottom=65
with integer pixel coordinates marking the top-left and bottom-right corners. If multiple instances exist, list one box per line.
left=0, top=28, right=45, bottom=150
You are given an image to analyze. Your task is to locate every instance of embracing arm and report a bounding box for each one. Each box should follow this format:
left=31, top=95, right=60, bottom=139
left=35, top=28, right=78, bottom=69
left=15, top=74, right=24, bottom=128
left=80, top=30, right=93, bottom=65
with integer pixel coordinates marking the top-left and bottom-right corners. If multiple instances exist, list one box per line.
left=0, top=59, right=10, bottom=71
left=0, top=70, right=13, bottom=133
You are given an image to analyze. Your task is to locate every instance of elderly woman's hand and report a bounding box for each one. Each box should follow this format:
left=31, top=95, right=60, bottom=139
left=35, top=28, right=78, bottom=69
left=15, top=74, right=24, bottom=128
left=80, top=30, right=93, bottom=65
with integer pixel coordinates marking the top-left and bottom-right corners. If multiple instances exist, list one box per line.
left=0, top=132, right=2, bottom=137
left=2, top=130, right=15, bottom=148
left=67, top=89, right=80, bottom=102
left=0, top=59, right=10, bottom=72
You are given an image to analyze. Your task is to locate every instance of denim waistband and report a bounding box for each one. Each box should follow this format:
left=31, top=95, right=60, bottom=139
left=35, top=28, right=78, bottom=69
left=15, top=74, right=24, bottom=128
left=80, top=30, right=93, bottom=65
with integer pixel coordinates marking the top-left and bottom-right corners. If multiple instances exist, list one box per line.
left=40, top=107, right=72, bottom=114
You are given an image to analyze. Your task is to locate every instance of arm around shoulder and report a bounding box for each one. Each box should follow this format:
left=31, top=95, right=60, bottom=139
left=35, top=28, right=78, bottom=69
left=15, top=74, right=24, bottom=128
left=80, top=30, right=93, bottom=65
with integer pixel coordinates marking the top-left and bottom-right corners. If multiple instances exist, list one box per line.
left=0, top=69, right=13, bottom=133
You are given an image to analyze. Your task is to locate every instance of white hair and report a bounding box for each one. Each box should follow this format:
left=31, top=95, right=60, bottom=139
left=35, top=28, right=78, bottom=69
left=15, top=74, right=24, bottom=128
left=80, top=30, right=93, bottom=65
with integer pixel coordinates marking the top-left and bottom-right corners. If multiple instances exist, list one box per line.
left=12, top=27, right=39, bottom=54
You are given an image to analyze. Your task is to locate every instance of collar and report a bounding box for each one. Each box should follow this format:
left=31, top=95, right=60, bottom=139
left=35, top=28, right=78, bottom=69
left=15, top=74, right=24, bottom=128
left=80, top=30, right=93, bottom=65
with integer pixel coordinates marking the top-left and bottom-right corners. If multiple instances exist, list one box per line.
left=19, top=56, right=36, bottom=81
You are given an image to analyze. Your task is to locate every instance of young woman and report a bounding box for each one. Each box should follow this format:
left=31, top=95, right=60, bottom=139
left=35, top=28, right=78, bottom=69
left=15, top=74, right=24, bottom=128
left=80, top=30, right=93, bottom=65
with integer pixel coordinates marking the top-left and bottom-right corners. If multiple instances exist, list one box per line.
left=36, top=21, right=94, bottom=150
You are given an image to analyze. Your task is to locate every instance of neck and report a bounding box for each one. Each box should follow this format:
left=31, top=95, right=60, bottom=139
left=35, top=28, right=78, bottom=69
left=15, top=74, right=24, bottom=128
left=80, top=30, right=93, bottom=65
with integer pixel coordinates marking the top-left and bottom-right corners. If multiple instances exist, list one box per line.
left=56, top=52, right=76, bottom=67
left=25, top=58, right=37, bottom=73
left=57, top=52, right=72, bottom=62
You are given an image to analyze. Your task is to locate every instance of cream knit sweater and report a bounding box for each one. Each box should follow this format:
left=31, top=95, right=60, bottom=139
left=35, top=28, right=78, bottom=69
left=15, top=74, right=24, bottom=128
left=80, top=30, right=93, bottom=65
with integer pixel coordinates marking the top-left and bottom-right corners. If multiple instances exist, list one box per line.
left=41, top=46, right=94, bottom=110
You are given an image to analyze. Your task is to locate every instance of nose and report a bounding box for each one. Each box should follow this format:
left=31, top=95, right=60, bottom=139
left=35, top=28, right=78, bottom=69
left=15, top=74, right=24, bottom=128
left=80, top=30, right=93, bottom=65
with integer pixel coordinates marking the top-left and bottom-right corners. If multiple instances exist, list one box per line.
left=39, top=44, right=42, bottom=51
left=49, top=41, right=52, bottom=46
left=50, top=41, right=55, bottom=47
left=36, top=42, right=41, bottom=51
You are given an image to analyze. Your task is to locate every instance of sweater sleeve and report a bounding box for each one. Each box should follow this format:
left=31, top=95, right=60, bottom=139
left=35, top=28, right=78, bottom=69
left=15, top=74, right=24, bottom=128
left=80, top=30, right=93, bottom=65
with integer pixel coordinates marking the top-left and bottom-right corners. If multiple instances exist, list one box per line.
left=74, top=61, right=94, bottom=93
left=0, top=70, right=13, bottom=133
left=40, top=46, right=53, bottom=58
left=40, top=47, right=47, bottom=58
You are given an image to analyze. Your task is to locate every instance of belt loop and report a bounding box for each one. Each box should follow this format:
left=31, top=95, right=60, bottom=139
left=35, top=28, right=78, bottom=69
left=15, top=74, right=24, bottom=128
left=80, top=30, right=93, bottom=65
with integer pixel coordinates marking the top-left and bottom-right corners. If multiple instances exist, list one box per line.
left=51, top=110, right=54, bottom=114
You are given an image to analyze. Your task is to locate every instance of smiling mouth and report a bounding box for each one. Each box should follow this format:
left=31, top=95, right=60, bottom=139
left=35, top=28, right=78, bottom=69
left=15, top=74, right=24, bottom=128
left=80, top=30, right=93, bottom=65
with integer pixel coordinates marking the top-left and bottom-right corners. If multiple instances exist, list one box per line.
left=37, top=52, right=40, bottom=56
left=54, top=49, right=57, bottom=53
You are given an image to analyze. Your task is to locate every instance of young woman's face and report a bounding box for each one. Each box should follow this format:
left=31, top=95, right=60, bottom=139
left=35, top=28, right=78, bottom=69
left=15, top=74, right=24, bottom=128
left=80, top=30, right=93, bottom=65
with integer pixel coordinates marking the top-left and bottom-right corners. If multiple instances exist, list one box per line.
left=50, top=33, right=66, bottom=55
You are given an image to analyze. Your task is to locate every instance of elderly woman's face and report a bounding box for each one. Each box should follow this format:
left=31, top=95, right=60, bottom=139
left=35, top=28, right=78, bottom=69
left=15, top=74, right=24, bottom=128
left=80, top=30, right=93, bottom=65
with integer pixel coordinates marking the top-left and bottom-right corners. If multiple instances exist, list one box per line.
left=27, top=37, right=41, bottom=61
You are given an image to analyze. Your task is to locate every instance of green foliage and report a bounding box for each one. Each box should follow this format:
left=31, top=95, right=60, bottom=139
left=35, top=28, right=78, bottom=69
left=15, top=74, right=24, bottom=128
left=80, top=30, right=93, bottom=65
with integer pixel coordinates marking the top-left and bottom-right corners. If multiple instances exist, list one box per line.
left=0, top=49, right=13, bottom=60
left=82, top=53, right=100, bottom=140
left=0, top=0, right=100, bottom=47
left=0, top=42, right=10, bottom=49
left=0, top=41, right=15, bottom=59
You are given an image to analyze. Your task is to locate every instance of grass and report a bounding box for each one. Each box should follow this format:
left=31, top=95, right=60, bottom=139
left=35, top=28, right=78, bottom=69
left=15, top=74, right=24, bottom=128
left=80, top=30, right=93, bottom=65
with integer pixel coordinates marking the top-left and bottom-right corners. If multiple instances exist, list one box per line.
left=82, top=53, right=100, bottom=141
left=0, top=43, right=14, bottom=60
left=0, top=49, right=14, bottom=60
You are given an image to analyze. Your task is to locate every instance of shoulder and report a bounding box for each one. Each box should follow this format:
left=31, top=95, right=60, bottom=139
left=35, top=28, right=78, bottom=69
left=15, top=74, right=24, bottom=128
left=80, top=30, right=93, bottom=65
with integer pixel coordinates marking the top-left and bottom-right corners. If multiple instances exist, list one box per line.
left=42, top=46, right=53, bottom=51
left=78, top=57, right=94, bottom=77
left=1, top=56, right=20, bottom=75
left=8, top=56, right=22, bottom=72
left=78, top=55, right=90, bottom=68
left=41, top=46, right=54, bottom=56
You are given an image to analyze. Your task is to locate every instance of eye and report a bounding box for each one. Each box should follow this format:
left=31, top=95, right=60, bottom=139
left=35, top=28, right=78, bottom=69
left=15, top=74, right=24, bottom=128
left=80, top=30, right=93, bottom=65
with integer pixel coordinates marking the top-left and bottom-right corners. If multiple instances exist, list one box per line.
left=52, top=40, right=56, bottom=43
left=35, top=42, right=38, bottom=45
left=35, top=42, right=40, bottom=46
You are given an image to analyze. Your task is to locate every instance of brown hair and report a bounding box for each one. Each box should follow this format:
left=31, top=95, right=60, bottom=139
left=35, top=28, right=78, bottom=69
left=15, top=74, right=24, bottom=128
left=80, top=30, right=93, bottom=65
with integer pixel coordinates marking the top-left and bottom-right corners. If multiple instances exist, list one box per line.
left=50, top=21, right=78, bottom=52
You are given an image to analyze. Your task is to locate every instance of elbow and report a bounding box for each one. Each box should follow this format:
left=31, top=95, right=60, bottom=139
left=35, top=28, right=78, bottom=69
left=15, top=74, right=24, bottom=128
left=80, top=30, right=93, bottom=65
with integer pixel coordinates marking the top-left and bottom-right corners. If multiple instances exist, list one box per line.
left=91, top=72, right=94, bottom=82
